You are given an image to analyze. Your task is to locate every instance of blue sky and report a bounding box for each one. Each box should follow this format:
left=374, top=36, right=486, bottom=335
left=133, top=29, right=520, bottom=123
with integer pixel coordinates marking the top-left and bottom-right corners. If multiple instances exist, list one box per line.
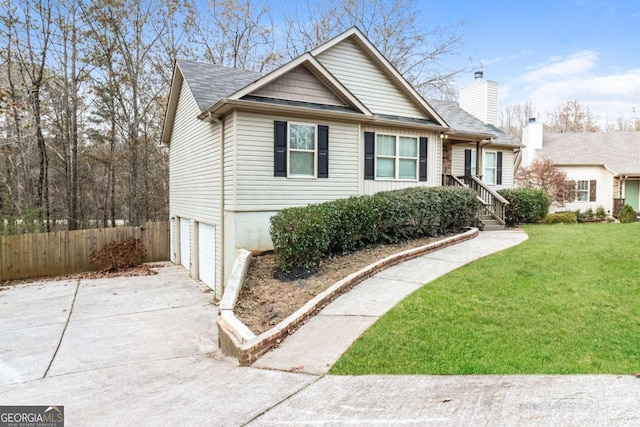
left=269, top=0, right=640, bottom=126
left=427, top=0, right=640, bottom=125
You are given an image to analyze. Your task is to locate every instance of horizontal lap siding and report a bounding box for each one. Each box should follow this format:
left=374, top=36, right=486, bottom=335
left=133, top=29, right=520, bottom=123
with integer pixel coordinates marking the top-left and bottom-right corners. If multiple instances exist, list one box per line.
left=169, top=79, right=222, bottom=289
left=234, top=111, right=359, bottom=210
left=253, top=66, right=345, bottom=106
left=362, top=126, right=441, bottom=195
left=170, top=80, right=220, bottom=221
left=316, top=38, right=425, bottom=119
left=552, top=165, right=614, bottom=213
left=452, top=144, right=515, bottom=189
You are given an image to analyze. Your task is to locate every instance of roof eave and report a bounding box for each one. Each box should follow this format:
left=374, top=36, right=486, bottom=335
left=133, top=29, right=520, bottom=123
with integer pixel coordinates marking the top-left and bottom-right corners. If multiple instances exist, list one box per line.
left=161, top=62, right=184, bottom=146
left=201, top=99, right=452, bottom=132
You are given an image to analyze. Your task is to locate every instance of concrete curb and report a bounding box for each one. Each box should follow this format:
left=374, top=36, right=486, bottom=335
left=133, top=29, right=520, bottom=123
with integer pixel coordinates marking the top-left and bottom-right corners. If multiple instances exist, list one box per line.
left=217, top=228, right=480, bottom=365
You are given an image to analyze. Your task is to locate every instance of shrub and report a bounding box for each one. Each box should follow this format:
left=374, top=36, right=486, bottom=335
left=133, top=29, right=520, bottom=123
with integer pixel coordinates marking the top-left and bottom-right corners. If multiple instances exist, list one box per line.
left=540, top=212, right=577, bottom=224
left=270, top=187, right=478, bottom=276
left=498, top=188, right=550, bottom=226
left=585, top=207, right=594, bottom=219
left=268, top=205, right=332, bottom=275
left=572, top=209, right=586, bottom=223
left=89, top=238, right=147, bottom=272
left=618, top=204, right=637, bottom=224
left=595, top=205, right=607, bottom=221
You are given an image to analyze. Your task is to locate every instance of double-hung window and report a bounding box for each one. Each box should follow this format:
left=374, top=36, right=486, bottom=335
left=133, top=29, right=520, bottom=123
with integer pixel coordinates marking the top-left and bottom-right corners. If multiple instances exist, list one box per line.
left=577, top=180, right=589, bottom=201
left=375, top=134, right=418, bottom=180
left=288, top=123, right=316, bottom=177
left=484, top=152, right=497, bottom=184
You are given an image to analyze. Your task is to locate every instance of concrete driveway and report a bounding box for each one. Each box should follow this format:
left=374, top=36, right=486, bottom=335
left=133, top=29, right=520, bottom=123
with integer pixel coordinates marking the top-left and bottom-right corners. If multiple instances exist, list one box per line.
left=2, top=256, right=640, bottom=426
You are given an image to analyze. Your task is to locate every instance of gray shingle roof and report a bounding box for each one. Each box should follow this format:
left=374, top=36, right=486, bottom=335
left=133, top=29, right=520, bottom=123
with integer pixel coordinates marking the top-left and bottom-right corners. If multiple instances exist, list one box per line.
left=177, top=59, right=263, bottom=112
left=540, top=131, right=640, bottom=175
left=426, top=98, right=520, bottom=145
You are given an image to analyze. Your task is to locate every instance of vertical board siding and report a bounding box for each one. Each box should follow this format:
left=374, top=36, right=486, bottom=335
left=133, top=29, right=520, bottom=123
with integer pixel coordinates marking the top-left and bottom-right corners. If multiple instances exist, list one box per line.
left=252, top=66, right=346, bottom=106
left=233, top=111, right=359, bottom=210
left=169, top=79, right=223, bottom=292
left=0, top=222, right=169, bottom=281
left=316, top=38, right=425, bottom=119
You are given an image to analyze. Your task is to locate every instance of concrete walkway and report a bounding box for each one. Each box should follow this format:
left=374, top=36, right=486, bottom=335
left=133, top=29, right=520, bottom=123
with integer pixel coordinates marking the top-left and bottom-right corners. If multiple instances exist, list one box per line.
left=253, top=230, right=529, bottom=374
left=2, top=232, right=640, bottom=426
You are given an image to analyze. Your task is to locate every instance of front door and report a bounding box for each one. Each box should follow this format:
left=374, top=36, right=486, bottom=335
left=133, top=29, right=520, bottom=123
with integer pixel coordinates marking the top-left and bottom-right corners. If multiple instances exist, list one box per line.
left=625, top=180, right=640, bottom=211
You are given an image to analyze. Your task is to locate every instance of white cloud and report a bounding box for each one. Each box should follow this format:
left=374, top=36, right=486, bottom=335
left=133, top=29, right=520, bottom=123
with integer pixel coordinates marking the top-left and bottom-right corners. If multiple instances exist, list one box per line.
left=502, top=51, right=640, bottom=126
left=520, top=51, right=598, bottom=82
left=527, top=70, right=640, bottom=123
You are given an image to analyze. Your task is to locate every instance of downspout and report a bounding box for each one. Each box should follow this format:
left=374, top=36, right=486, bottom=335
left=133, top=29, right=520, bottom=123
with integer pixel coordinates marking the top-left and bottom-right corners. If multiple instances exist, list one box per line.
left=210, top=113, right=225, bottom=297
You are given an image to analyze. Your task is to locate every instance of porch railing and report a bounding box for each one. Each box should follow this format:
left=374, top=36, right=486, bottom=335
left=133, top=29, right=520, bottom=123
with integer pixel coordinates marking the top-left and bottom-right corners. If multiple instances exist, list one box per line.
left=442, top=174, right=509, bottom=227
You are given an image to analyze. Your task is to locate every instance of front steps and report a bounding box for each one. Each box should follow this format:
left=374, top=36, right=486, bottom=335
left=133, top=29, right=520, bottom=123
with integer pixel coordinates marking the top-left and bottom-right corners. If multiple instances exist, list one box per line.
left=481, top=215, right=506, bottom=231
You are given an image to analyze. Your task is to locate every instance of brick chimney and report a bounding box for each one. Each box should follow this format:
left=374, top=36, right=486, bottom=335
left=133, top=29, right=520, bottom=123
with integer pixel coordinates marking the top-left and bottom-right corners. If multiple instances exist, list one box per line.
left=459, top=72, right=499, bottom=126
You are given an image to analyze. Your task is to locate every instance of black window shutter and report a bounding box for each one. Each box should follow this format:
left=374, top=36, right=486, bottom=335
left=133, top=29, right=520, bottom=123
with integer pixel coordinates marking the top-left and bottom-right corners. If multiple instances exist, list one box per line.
left=464, top=149, right=472, bottom=176
left=317, top=125, right=329, bottom=178
left=274, top=121, right=287, bottom=177
left=589, top=180, right=597, bottom=202
left=496, top=152, right=503, bottom=185
left=419, top=137, right=428, bottom=181
left=364, top=132, right=375, bottom=180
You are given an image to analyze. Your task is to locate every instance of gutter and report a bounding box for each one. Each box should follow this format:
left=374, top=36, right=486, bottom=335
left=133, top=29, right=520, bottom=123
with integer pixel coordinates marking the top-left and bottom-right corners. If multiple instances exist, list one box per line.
left=202, top=99, right=453, bottom=133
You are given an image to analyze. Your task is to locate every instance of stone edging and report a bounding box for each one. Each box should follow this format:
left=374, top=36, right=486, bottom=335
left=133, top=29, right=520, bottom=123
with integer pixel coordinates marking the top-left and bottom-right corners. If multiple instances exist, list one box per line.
left=217, top=227, right=480, bottom=365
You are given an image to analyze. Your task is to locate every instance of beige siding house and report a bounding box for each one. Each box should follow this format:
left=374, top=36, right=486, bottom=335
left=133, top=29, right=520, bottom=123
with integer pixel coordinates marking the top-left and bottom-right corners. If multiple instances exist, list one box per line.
left=521, top=120, right=640, bottom=216
left=162, top=27, right=521, bottom=298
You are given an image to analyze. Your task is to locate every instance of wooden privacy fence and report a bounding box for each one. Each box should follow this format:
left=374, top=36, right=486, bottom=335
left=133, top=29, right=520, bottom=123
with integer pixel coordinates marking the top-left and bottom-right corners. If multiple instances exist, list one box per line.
left=0, top=221, right=170, bottom=282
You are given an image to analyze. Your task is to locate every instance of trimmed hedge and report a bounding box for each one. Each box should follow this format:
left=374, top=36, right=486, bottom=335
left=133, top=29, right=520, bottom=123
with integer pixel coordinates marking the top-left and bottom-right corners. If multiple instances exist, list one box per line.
left=618, top=204, right=637, bottom=224
left=270, top=186, right=478, bottom=275
left=498, top=188, right=550, bottom=226
left=540, top=212, right=577, bottom=224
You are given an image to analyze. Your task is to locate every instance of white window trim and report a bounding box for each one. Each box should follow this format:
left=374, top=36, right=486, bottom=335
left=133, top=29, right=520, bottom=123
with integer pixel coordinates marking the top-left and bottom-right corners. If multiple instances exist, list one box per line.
left=287, top=122, right=317, bottom=179
left=484, top=151, right=497, bottom=185
left=375, top=134, right=419, bottom=181
left=470, top=149, right=477, bottom=176
left=577, top=180, right=589, bottom=202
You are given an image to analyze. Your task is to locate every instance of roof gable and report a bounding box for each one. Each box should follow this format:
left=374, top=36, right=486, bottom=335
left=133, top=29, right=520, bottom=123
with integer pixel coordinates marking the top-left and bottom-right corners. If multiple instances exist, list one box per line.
left=199, top=53, right=371, bottom=118
left=251, top=65, right=347, bottom=107
left=541, top=131, right=640, bottom=175
left=311, top=27, right=447, bottom=126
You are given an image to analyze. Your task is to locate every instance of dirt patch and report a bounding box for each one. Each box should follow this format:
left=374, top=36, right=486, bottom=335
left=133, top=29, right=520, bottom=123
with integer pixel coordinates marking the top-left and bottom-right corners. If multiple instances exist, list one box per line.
left=235, top=234, right=455, bottom=335
left=0, top=264, right=162, bottom=287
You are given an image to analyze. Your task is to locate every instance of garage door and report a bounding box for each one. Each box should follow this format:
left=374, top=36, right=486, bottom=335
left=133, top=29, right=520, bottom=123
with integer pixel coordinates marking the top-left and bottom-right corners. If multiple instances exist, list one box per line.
left=198, top=223, right=216, bottom=290
left=179, top=218, right=190, bottom=270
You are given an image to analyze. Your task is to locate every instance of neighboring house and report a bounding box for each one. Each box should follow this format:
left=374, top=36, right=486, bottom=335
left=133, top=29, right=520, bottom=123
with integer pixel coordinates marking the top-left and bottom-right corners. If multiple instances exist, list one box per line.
left=161, top=27, right=521, bottom=297
left=521, top=119, right=640, bottom=216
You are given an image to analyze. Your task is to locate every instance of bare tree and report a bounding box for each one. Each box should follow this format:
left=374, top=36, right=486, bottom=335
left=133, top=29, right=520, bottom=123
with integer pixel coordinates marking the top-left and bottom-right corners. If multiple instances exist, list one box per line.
left=284, top=0, right=468, bottom=99
left=84, top=0, right=174, bottom=225
left=499, top=101, right=538, bottom=139
left=185, top=0, right=281, bottom=72
left=547, top=99, right=600, bottom=133
left=516, top=158, right=576, bottom=206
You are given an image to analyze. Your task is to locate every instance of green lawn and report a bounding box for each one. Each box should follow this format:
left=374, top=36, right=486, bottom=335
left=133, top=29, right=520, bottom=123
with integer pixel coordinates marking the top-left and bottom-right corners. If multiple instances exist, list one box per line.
left=330, top=223, right=640, bottom=375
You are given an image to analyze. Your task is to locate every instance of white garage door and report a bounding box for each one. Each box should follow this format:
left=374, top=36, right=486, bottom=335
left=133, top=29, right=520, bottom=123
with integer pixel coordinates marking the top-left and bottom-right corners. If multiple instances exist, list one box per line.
left=179, top=218, right=190, bottom=270
left=198, top=223, right=216, bottom=290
